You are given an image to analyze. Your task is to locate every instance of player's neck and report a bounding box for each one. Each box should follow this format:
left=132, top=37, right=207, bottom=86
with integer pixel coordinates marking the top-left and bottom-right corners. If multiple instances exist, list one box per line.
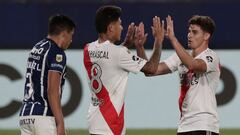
left=192, top=43, right=209, bottom=57
left=98, top=33, right=115, bottom=44
left=47, top=35, right=64, bottom=49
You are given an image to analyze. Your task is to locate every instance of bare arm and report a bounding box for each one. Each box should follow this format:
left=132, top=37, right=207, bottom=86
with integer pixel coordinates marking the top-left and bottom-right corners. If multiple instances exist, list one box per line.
left=166, top=15, right=207, bottom=73
left=136, top=45, right=148, bottom=60
left=141, top=39, right=162, bottom=74
left=134, top=21, right=169, bottom=76
left=134, top=22, right=148, bottom=60
left=146, top=62, right=172, bottom=76
left=141, top=16, right=165, bottom=74
left=48, top=71, right=66, bottom=135
left=168, top=37, right=206, bottom=73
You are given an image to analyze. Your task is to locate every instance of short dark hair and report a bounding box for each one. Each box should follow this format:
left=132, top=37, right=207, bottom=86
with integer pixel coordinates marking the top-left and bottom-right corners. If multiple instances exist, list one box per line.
left=48, top=14, right=76, bottom=35
left=95, top=5, right=122, bottom=33
left=188, top=15, right=215, bottom=36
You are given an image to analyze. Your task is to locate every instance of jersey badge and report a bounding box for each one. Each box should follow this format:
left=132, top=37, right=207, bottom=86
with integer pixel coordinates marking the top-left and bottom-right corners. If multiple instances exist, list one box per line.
left=132, top=55, right=140, bottom=61
left=206, top=56, right=213, bottom=62
left=56, top=54, right=63, bottom=62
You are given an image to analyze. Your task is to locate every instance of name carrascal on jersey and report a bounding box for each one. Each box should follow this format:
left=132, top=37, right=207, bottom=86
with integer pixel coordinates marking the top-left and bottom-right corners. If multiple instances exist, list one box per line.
left=89, top=50, right=109, bottom=59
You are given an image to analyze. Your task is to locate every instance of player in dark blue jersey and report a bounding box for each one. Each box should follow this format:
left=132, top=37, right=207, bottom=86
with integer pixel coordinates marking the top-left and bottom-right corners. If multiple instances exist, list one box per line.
left=19, top=14, right=76, bottom=135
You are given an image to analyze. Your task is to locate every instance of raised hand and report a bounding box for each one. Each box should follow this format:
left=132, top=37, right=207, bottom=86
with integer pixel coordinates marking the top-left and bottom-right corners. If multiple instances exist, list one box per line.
left=134, top=22, right=148, bottom=48
left=122, top=23, right=136, bottom=48
left=151, top=16, right=165, bottom=44
left=166, top=15, right=175, bottom=40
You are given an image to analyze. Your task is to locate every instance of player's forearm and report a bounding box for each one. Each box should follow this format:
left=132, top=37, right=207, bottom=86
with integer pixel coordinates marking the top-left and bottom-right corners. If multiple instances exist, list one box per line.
left=48, top=89, right=65, bottom=128
left=136, top=46, right=148, bottom=60
left=150, top=39, right=163, bottom=63
left=48, top=72, right=65, bottom=131
left=170, top=37, right=195, bottom=70
left=143, top=40, right=162, bottom=74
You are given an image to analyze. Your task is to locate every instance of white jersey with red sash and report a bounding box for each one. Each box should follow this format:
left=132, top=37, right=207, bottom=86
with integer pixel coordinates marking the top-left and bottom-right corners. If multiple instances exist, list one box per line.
left=164, top=48, right=220, bottom=133
left=83, top=40, right=147, bottom=135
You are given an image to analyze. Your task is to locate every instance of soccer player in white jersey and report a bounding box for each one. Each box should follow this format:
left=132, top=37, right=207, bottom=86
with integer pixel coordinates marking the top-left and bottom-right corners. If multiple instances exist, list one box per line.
left=145, top=15, right=220, bottom=135
left=19, top=14, right=75, bottom=135
left=83, top=5, right=165, bottom=135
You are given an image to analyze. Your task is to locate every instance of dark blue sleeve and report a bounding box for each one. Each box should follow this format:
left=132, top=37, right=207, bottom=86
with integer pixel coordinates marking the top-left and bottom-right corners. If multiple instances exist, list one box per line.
left=47, top=45, right=66, bottom=73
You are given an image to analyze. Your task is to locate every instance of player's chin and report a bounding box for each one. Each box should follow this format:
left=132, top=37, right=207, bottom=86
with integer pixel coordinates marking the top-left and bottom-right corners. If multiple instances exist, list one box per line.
left=117, top=36, right=121, bottom=41
left=64, top=44, right=70, bottom=50
left=188, top=43, right=193, bottom=48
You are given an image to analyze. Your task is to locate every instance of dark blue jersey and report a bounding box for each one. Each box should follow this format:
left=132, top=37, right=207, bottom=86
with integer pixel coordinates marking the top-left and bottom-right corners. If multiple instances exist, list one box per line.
left=20, top=38, right=66, bottom=116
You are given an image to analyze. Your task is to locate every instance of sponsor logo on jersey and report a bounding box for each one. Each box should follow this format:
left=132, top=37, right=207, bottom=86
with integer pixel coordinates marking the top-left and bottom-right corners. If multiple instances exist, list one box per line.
left=27, top=61, right=41, bottom=71
left=51, top=63, right=63, bottom=69
left=19, top=118, right=35, bottom=125
left=31, top=47, right=44, bottom=54
left=91, top=97, right=104, bottom=106
left=56, top=54, right=63, bottom=62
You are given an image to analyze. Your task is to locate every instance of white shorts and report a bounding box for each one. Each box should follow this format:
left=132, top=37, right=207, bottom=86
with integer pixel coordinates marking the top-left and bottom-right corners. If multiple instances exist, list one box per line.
left=19, top=115, right=57, bottom=135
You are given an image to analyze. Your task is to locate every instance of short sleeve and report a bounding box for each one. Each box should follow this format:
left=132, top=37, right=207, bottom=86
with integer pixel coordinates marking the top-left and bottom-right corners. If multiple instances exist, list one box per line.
left=163, top=53, right=180, bottom=72
left=47, top=45, right=66, bottom=73
left=199, top=50, right=219, bottom=73
left=118, top=46, right=147, bottom=74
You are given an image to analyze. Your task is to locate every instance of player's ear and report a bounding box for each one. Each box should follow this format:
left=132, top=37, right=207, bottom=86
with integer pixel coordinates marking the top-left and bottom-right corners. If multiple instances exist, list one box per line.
left=204, top=32, right=210, bottom=40
left=59, top=31, right=65, bottom=38
left=62, top=31, right=70, bottom=39
left=108, top=23, right=114, bottom=33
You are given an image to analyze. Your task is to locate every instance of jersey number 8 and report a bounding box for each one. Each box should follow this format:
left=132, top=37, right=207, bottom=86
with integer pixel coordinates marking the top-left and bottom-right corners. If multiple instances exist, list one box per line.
left=90, top=63, right=103, bottom=94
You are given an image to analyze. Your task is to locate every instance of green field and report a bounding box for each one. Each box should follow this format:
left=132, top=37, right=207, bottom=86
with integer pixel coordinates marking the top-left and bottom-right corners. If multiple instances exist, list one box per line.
left=0, top=129, right=239, bottom=135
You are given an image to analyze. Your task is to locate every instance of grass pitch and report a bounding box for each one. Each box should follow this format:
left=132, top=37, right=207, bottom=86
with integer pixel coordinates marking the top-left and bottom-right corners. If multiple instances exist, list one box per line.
left=0, top=129, right=239, bottom=135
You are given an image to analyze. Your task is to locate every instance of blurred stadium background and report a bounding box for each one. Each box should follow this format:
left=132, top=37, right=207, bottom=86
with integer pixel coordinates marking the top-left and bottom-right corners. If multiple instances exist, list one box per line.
left=0, top=0, right=240, bottom=135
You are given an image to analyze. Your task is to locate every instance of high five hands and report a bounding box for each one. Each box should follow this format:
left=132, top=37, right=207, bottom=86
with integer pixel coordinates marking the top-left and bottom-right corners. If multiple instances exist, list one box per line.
left=151, top=16, right=165, bottom=45
left=123, top=15, right=175, bottom=48
left=123, top=22, right=148, bottom=49
left=122, top=23, right=135, bottom=48
left=134, top=22, right=148, bottom=49
left=165, top=15, right=175, bottom=41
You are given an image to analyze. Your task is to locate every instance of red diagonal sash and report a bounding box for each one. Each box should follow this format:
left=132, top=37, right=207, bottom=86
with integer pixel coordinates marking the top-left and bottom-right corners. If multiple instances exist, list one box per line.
left=83, top=44, right=124, bottom=135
